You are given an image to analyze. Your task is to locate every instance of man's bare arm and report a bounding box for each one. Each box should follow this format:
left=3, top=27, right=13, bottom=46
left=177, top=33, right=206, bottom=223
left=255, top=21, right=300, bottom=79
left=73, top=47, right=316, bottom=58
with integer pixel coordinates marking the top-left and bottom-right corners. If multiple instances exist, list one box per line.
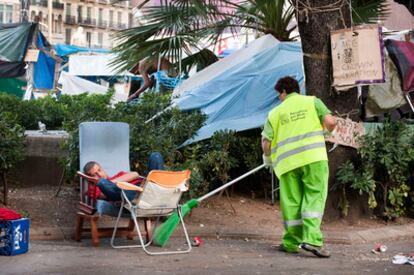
left=262, top=137, right=271, bottom=156
left=111, top=172, right=141, bottom=183
left=128, top=73, right=153, bottom=101
left=323, top=114, right=337, bottom=132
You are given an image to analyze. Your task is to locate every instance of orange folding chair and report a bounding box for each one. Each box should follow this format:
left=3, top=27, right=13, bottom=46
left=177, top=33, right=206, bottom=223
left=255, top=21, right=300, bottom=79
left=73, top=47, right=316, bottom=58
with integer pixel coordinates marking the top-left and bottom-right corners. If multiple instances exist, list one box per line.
left=111, top=170, right=192, bottom=255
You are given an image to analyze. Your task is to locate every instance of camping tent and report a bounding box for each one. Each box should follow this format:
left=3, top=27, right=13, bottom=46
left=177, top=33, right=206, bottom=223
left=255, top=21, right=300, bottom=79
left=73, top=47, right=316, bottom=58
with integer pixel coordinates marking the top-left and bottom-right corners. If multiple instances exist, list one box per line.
left=172, top=34, right=304, bottom=145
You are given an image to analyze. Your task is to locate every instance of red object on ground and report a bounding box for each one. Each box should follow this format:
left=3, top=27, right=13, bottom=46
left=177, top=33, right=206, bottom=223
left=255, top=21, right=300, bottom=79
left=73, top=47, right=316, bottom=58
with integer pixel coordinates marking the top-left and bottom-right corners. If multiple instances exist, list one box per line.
left=0, top=208, right=22, bottom=222
left=192, top=236, right=203, bottom=247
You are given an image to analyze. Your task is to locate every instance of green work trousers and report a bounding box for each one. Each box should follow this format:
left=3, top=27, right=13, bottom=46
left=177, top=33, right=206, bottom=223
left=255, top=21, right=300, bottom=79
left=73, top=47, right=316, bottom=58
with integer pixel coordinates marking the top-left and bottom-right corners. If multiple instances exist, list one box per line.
left=278, top=160, right=329, bottom=252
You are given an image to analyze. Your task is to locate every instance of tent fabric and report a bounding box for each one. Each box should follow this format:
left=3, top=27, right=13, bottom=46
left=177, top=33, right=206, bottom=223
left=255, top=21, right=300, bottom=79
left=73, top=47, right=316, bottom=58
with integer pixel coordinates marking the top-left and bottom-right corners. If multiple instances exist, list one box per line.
left=54, top=43, right=109, bottom=57
left=58, top=71, right=108, bottom=95
left=0, top=78, right=26, bottom=98
left=174, top=35, right=280, bottom=97
left=0, top=61, right=26, bottom=78
left=365, top=55, right=407, bottom=117
left=385, top=39, right=414, bottom=92
left=33, top=32, right=56, bottom=89
left=173, top=35, right=304, bottom=145
left=0, top=23, right=35, bottom=62
left=68, top=54, right=131, bottom=76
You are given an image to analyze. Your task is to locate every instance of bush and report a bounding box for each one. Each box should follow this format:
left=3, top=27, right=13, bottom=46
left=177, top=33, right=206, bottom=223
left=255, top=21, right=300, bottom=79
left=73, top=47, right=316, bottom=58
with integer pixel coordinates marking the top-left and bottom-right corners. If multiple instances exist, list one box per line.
left=0, top=91, right=268, bottom=199
left=0, top=112, right=25, bottom=204
left=336, top=120, right=414, bottom=219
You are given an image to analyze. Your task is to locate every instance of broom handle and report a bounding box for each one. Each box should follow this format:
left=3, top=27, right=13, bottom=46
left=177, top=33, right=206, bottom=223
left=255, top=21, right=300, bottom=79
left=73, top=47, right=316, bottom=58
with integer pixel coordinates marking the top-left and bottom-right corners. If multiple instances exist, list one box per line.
left=197, top=163, right=267, bottom=202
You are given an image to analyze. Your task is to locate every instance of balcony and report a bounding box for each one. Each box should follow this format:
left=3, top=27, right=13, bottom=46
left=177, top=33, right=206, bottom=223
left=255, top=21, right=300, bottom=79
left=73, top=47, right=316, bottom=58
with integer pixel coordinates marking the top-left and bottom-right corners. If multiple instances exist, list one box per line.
left=109, top=22, right=127, bottom=30
left=78, top=17, right=97, bottom=27
left=110, top=1, right=126, bottom=8
left=97, top=20, right=107, bottom=29
left=52, top=2, right=64, bottom=9
left=30, top=0, right=47, bottom=7
left=65, top=15, right=76, bottom=24
left=31, top=0, right=64, bottom=9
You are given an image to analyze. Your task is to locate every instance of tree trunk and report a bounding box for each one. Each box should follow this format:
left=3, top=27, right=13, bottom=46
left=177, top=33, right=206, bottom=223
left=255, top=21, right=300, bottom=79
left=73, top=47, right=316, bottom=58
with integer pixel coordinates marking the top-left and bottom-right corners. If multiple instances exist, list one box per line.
left=1, top=172, right=7, bottom=205
left=295, top=0, right=359, bottom=218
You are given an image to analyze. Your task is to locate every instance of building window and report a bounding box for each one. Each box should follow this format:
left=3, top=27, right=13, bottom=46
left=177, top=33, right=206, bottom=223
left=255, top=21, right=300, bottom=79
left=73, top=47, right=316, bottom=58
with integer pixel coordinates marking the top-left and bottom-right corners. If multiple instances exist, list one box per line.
left=117, top=11, right=121, bottom=24
left=0, top=5, right=4, bottom=23
left=98, top=33, right=103, bottom=47
left=6, top=5, right=12, bottom=23
left=109, top=10, right=114, bottom=25
left=98, top=8, right=103, bottom=24
left=86, top=32, right=91, bottom=48
left=58, top=15, right=62, bottom=33
left=87, top=7, right=91, bottom=19
left=78, top=6, right=83, bottom=21
left=65, top=28, right=71, bottom=44
left=66, top=3, right=71, bottom=16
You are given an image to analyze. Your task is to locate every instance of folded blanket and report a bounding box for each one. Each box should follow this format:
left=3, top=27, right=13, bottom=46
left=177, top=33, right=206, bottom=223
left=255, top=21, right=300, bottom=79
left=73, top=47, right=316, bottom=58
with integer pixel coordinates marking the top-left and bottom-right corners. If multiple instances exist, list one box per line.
left=0, top=208, right=22, bottom=222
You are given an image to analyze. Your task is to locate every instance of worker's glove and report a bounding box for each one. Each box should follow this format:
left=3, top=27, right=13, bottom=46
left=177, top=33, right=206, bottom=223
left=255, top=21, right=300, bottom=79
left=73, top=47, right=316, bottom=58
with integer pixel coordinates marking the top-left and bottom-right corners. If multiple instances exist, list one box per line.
left=324, top=127, right=337, bottom=139
left=262, top=154, right=273, bottom=168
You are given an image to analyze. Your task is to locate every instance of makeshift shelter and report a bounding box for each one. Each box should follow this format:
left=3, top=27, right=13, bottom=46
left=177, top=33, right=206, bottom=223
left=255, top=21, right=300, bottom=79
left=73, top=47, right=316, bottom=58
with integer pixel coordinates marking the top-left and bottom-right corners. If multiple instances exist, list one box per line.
left=54, top=44, right=109, bottom=57
left=55, top=46, right=135, bottom=102
left=0, top=23, right=36, bottom=98
left=385, top=39, right=414, bottom=111
left=0, top=23, right=61, bottom=99
left=172, top=34, right=304, bottom=145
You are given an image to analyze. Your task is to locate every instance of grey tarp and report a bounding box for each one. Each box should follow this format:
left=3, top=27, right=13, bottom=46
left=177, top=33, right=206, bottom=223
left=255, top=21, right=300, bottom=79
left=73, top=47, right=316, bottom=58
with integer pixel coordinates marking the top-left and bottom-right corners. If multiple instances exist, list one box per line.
left=0, top=23, right=35, bottom=62
left=365, top=56, right=407, bottom=118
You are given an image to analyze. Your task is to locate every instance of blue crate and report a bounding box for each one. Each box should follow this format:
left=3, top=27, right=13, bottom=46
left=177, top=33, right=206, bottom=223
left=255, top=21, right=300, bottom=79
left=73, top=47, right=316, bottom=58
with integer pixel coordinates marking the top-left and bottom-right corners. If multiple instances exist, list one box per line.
left=0, top=218, right=30, bottom=256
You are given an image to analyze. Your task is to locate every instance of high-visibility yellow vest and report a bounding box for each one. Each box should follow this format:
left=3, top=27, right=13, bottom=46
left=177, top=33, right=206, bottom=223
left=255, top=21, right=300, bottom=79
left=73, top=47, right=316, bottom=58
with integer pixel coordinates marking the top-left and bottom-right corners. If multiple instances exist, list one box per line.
left=268, top=94, right=327, bottom=178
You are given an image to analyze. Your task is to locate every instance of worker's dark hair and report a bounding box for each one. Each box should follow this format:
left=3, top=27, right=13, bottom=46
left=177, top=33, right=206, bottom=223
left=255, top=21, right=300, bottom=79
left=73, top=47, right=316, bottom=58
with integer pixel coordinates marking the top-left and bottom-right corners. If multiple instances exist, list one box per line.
left=274, top=76, right=299, bottom=94
left=83, top=161, right=99, bottom=176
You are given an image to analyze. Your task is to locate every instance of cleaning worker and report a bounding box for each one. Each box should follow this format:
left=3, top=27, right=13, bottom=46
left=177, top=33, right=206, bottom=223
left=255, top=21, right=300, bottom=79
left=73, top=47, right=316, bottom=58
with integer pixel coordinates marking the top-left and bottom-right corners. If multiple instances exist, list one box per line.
left=261, top=76, right=337, bottom=258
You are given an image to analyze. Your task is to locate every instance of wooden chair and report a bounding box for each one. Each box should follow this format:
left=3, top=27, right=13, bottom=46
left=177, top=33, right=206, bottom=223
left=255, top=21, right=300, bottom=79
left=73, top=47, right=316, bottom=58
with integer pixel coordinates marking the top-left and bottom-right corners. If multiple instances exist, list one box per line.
left=74, top=122, right=151, bottom=247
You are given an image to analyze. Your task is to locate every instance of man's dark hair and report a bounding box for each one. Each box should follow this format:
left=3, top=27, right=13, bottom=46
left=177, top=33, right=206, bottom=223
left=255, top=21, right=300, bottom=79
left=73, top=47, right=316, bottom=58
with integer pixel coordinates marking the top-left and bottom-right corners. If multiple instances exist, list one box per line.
left=274, top=76, right=300, bottom=94
left=83, top=161, right=99, bottom=175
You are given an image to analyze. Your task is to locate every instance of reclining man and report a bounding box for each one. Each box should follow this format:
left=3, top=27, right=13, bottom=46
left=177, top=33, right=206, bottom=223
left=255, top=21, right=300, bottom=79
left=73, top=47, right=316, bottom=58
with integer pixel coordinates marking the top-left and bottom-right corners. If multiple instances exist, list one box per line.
left=83, top=152, right=164, bottom=202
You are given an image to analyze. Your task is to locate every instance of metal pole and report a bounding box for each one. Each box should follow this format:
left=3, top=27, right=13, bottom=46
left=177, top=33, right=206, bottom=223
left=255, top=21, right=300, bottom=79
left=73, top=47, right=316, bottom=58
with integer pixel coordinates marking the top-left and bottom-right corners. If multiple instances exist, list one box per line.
left=48, top=0, right=53, bottom=43
left=20, top=0, right=30, bottom=22
left=198, top=164, right=266, bottom=202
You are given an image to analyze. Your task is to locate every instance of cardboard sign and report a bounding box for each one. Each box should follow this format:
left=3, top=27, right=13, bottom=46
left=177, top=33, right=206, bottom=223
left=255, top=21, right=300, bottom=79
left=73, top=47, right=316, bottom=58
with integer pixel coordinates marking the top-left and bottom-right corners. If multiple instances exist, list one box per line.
left=331, top=25, right=385, bottom=87
left=24, top=49, right=39, bottom=62
left=325, top=117, right=365, bottom=148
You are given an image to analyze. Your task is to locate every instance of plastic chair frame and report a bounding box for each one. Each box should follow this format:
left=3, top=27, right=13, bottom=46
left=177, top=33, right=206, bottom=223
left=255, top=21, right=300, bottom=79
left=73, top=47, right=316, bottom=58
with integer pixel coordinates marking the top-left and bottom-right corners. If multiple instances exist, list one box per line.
left=110, top=188, right=192, bottom=256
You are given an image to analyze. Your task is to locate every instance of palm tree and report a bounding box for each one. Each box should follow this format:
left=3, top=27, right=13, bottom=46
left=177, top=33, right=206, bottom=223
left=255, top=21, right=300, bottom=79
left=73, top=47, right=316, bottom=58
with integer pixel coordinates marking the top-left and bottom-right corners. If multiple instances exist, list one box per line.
left=112, top=0, right=389, bottom=73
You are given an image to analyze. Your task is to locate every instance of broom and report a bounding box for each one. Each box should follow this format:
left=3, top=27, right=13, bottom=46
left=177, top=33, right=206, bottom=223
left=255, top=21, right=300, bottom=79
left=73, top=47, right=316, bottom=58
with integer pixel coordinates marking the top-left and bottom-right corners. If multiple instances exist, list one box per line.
left=152, top=163, right=267, bottom=247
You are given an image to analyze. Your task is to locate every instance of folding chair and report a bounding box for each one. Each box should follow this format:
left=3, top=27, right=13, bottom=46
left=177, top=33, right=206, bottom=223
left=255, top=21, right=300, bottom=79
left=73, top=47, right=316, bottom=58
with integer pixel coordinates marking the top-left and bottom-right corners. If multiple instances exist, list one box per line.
left=75, top=122, right=150, bottom=246
left=111, top=170, right=192, bottom=255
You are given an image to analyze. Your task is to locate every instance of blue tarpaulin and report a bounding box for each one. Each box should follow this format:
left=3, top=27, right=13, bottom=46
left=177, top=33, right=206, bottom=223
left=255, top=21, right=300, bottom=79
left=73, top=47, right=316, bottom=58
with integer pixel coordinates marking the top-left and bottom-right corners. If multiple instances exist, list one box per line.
left=33, top=32, right=56, bottom=89
left=173, top=35, right=304, bottom=145
left=54, top=44, right=109, bottom=57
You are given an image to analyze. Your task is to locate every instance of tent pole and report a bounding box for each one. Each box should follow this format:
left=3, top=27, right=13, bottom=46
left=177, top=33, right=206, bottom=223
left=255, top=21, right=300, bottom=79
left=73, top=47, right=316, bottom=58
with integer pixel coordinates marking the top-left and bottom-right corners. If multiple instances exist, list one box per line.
left=48, top=0, right=53, bottom=44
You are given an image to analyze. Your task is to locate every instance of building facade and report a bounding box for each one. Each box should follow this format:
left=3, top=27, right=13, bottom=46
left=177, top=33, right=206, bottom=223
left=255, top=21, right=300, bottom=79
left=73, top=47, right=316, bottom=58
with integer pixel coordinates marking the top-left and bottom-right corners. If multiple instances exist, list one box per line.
left=63, top=0, right=134, bottom=48
left=29, top=0, right=134, bottom=48
left=0, top=0, right=20, bottom=24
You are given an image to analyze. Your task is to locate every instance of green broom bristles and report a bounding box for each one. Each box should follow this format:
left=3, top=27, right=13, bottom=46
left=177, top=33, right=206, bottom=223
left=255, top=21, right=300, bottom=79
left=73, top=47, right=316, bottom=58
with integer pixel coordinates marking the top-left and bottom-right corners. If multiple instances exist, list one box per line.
left=152, top=198, right=199, bottom=247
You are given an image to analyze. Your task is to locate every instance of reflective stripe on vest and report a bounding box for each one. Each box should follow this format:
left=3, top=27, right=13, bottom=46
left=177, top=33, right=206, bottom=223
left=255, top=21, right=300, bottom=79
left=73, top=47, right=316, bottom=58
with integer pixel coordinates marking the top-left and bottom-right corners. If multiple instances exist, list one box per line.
left=271, top=130, right=324, bottom=154
left=272, top=142, right=326, bottom=168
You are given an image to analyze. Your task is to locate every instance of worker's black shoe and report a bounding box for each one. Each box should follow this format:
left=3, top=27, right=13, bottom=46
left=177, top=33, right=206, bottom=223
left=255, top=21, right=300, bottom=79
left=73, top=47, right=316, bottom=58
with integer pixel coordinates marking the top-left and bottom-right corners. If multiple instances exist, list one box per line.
left=300, top=243, right=331, bottom=258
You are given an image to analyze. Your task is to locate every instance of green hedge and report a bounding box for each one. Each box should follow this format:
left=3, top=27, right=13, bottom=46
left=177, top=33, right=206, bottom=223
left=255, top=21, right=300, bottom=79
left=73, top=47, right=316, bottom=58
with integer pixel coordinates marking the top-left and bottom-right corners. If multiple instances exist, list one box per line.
left=0, top=92, right=266, bottom=198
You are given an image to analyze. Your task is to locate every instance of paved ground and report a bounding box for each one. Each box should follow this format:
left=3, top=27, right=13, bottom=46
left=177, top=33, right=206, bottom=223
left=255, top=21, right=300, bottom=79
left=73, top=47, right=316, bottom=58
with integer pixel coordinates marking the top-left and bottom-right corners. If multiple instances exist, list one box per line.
left=1, top=238, right=414, bottom=274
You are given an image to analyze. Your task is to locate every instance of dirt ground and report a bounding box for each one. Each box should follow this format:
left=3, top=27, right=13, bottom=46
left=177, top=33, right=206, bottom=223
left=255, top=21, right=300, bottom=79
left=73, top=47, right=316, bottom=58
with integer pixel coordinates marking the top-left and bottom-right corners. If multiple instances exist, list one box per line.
left=1, top=183, right=413, bottom=234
